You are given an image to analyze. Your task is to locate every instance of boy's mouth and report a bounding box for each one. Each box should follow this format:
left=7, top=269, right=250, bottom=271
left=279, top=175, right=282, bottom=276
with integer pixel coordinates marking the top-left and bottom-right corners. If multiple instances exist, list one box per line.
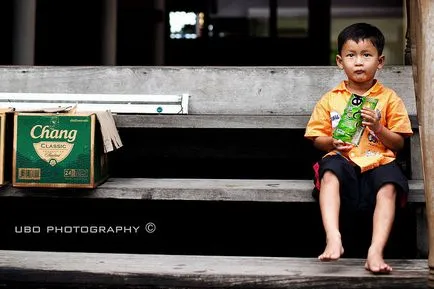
left=354, top=70, right=364, bottom=74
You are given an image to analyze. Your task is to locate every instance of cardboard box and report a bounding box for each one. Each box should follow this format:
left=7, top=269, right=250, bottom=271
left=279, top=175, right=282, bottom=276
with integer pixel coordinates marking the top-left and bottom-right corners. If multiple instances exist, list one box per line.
left=0, top=109, right=13, bottom=186
left=12, top=111, right=121, bottom=188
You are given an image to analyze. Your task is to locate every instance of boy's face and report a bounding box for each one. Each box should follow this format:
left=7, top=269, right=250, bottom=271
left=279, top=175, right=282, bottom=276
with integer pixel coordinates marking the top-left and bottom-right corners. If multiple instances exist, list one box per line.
left=336, top=39, right=384, bottom=86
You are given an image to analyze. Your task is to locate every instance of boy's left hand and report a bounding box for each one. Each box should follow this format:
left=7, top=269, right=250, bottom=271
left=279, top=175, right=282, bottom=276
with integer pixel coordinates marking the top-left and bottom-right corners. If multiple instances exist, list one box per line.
left=361, top=108, right=381, bottom=132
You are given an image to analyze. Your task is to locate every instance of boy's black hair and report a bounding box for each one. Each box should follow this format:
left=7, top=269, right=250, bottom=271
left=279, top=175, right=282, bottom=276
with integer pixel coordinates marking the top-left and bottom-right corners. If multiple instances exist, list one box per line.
left=337, top=23, right=385, bottom=56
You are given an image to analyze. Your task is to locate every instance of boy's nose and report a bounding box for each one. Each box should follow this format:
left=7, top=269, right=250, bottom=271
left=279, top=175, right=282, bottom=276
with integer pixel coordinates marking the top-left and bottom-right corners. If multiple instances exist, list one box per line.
left=355, top=57, right=364, bottom=65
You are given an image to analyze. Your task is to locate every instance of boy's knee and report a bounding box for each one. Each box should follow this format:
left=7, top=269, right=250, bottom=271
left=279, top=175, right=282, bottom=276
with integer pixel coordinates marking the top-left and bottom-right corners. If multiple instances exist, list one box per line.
left=377, top=183, right=397, bottom=200
left=321, top=170, right=339, bottom=186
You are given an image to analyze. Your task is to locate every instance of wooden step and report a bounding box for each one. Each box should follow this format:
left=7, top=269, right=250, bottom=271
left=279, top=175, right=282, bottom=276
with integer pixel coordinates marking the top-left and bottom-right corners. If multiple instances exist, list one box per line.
left=111, top=114, right=419, bottom=129
left=0, top=178, right=425, bottom=203
left=0, top=250, right=428, bottom=288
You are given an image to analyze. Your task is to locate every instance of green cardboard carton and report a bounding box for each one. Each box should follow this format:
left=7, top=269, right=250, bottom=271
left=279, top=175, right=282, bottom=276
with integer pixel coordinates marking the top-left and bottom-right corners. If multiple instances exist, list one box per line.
left=12, top=111, right=120, bottom=188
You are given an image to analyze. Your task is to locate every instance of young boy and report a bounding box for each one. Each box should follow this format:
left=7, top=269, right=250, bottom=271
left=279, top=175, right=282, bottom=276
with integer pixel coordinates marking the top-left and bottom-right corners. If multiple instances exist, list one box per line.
left=304, top=23, right=413, bottom=273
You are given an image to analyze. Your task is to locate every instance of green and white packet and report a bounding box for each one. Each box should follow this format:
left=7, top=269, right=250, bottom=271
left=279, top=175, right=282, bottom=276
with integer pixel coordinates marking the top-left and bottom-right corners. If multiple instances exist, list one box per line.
left=332, top=94, right=378, bottom=146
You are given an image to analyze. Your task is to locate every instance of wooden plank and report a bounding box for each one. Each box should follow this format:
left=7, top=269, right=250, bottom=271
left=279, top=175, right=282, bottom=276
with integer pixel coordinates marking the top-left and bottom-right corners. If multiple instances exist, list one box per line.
left=414, top=2, right=434, bottom=287
left=411, top=132, right=423, bottom=180
left=114, top=114, right=310, bottom=129
left=112, top=114, right=420, bottom=129
left=0, top=66, right=416, bottom=116
left=0, top=179, right=425, bottom=203
left=0, top=250, right=428, bottom=288
left=409, top=0, right=420, bottom=115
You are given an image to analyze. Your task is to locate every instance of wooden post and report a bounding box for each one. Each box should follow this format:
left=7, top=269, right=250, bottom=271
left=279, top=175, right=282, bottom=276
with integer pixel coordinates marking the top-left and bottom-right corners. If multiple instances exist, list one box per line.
left=307, top=0, right=331, bottom=65
left=408, top=0, right=420, bottom=111
left=268, top=0, right=277, bottom=39
left=404, top=0, right=412, bottom=65
left=154, top=0, right=165, bottom=66
left=12, top=0, right=36, bottom=65
left=413, top=0, right=434, bottom=287
left=102, top=0, right=117, bottom=65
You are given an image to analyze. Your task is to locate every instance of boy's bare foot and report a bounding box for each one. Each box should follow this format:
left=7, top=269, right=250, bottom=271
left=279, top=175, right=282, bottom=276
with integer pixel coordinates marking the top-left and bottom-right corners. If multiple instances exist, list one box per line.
left=364, top=247, right=392, bottom=274
left=318, top=234, right=344, bottom=261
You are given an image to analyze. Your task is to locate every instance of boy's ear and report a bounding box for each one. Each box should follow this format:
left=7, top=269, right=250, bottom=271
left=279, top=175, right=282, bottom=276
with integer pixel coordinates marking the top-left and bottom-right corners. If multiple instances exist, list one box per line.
left=377, top=55, right=385, bottom=69
left=336, top=54, right=343, bottom=69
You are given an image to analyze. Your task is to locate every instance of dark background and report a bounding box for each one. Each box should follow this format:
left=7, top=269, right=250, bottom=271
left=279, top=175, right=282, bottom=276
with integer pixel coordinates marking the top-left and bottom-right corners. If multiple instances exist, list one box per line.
left=0, top=0, right=405, bottom=66
left=0, top=0, right=416, bottom=260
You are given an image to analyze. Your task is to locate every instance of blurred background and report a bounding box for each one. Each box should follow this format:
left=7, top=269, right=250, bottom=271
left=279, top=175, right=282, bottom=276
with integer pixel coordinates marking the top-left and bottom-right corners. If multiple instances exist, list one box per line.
left=0, top=0, right=407, bottom=66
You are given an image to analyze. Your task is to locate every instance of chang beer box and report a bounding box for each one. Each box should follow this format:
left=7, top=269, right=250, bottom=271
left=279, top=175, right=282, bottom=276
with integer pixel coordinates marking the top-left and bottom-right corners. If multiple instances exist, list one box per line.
left=0, top=108, right=13, bottom=186
left=13, top=111, right=122, bottom=188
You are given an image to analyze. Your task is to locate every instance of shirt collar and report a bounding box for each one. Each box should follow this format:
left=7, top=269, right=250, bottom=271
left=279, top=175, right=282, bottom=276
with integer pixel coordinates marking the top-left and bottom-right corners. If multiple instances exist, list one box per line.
left=331, top=80, right=383, bottom=95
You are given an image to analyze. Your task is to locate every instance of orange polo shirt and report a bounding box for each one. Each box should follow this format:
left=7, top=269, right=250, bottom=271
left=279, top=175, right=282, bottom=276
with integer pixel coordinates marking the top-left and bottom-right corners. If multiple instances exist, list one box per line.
left=305, top=80, right=413, bottom=173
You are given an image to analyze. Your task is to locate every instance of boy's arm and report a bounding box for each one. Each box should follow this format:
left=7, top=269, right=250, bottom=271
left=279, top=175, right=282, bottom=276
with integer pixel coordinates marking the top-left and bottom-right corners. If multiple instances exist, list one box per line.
left=306, top=93, right=351, bottom=153
left=361, top=108, right=405, bottom=151
left=313, top=136, right=334, bottom=151
left=370, top=124, right=405, bottom=151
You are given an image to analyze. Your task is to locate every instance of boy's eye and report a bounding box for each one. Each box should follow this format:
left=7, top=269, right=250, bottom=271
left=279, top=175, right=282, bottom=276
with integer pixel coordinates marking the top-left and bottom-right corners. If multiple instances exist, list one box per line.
left=346, top=53, right=354, bottom=57
left=364, top=53, right=371, bottom=57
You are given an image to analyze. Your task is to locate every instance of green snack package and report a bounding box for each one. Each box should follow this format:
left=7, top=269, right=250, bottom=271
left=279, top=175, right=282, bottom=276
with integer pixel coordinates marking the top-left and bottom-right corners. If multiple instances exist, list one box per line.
left=332, top=94, right=378, bottom=146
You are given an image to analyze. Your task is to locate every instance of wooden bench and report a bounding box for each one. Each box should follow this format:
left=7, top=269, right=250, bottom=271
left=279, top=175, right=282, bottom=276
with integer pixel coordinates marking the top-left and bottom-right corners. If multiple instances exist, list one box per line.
left=0, top=65, right=427, bottom=288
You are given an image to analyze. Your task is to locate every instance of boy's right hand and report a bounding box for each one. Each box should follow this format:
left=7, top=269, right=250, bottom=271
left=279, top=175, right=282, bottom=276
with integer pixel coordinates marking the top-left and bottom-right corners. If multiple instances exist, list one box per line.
left=332, top=139, right=353, bottom=152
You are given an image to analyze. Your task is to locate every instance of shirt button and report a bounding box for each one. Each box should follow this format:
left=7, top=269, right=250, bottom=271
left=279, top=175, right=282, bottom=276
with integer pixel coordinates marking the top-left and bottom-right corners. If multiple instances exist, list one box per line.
left=350, top=153, right=355, bottom=157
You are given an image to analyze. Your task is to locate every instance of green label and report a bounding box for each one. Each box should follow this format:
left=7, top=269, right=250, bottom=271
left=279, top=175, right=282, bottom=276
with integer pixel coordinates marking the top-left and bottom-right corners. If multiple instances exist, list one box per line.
left=15, top=114, right=92, bottom=184
left=333, top=95, right=378, bottom=145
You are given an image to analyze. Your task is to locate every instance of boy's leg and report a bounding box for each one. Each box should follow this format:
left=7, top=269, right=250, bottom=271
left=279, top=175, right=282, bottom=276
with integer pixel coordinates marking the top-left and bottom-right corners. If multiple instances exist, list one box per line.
left=365, top=183, right=396, bottom=273
left=318, top=171, right=344, bottom=261
left=316, top=155, right=359, bottom=261
left=362, top=161, right=409, bottom=273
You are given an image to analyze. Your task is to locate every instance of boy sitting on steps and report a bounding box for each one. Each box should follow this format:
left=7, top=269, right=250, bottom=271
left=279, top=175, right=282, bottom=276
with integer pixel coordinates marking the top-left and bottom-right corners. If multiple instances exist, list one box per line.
left=304, top=22, right=413, bottom=273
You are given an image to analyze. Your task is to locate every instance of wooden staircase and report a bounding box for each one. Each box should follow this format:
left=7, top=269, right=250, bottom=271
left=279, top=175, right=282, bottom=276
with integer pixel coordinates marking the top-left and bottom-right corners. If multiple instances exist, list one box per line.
left=0, top=66, right=428, bottom=288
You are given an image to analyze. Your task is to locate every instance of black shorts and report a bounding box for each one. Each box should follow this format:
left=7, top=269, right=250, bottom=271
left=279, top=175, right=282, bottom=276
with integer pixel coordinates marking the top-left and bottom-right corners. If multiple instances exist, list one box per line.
left=313, top=154, right=409, bottom=211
